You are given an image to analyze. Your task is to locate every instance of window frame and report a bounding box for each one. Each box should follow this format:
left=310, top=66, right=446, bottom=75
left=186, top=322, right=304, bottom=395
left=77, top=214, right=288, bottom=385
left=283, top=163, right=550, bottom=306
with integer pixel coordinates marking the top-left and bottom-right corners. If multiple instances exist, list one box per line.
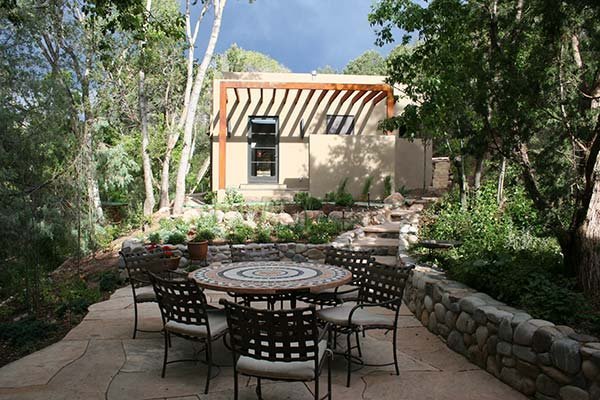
left=326, top=114, right=355, bottom=135
left=247, top=116, right=279, bottom=184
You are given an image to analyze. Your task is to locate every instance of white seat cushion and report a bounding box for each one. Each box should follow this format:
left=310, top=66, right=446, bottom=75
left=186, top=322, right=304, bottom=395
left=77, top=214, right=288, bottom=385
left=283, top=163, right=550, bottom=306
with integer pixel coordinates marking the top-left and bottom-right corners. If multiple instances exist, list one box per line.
left=135, top=286, right=156, bottom=302
left=165, top=311, right=228, bottom=338
left=317, top=304, right=394, bottom=328
left=236, top=340, right=327, bottom=381
left=314, top=284, right=359, bottom=301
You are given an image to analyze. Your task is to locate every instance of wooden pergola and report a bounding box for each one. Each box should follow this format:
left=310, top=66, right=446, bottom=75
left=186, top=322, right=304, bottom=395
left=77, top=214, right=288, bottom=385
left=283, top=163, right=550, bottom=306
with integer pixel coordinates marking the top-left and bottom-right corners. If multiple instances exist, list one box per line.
left=217, top=80, right=396, bottom=190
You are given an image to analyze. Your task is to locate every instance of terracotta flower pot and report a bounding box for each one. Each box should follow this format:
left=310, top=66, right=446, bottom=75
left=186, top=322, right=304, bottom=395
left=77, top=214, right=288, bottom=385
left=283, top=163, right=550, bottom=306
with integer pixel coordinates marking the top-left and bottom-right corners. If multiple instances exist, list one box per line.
left=166, top=256, right=181, bottom=270
left=188, top=240, right=209, bottom=260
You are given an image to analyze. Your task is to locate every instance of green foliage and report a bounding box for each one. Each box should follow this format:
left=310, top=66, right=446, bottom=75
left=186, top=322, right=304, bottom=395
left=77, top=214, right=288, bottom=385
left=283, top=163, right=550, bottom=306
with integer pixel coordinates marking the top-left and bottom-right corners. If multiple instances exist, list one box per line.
left=419, top=180, right=598, bottom=328
left=55, top=279, right=101, bottom=318
left=334, top=192, right=354, bottom=207
left=193, top=229, right=215, bottom=242
left=255, top=226, right=273, bottom=243
left=343, top=50, right=386, bottom=75
left=0, top=318, right=57, bottom=350
left=147, top=231, right=161, bottom=244
left=219, top=43, right=290, bottom=73
left=203, top=191, right=217, bottom=204
left=274, top=225, right=299, bottom=242
left=324, top=192, right=336, bottom=202
left=96, top=270, right=122, bottom=293
left=361, top=176, right=374, bottom=199
left=293, top=192, right=323, bottom=210
left=165, top=231, right=186, bottom=245
left=383, top=175, right=392, bottom=197
left=224, top=188, right=244, bottom=205
left=226, top=220, right=254, bottom=244
left=305, top=218, right=343, bottom=244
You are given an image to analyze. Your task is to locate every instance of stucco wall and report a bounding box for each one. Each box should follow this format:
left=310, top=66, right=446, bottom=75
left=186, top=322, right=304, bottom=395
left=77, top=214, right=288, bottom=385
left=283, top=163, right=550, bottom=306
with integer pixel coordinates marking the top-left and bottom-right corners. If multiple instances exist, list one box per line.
left=395, top=138, right=433, bottom=191
left=308, top=135, right=397, bottom=199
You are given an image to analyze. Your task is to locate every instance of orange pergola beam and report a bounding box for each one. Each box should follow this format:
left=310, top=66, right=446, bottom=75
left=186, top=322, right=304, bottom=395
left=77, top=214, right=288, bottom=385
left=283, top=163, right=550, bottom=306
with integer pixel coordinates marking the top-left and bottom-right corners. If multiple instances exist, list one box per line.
left=218, top=81, right=394, bottom=189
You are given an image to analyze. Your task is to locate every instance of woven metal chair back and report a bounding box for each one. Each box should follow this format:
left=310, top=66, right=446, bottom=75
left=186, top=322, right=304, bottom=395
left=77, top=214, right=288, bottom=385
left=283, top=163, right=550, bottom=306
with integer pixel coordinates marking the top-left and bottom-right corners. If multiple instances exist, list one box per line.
left=149, top=273, right=211, bottom=327
left=120, top=248, right=172, bottom=289
left=358, top=263, right=413, bottom=311
left=221, top=300, right=320, bottom=363
left=324, top=247, right=373, bottom=282
left=230, top=244, right=280, bottom=262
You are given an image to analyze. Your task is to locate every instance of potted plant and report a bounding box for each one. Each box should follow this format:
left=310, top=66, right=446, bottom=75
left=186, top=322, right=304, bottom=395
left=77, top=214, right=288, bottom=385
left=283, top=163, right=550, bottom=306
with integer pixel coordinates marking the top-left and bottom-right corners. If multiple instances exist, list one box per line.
left=187, top=229, right=215, bottom=260
left=161, top=245, right=181, bottom=270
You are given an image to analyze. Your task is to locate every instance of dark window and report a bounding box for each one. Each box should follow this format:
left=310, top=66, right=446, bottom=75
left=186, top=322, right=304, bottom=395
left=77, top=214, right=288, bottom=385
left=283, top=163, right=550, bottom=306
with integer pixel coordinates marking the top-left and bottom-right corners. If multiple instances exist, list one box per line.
left=326, top=115, right=355, bottom=135
left=248, top=117, right=278, bottom=182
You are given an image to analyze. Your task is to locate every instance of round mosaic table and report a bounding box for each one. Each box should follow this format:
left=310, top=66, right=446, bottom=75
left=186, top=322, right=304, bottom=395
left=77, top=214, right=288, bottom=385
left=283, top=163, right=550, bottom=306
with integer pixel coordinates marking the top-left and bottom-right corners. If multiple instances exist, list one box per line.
left=189, top=261, right=352, bottom=295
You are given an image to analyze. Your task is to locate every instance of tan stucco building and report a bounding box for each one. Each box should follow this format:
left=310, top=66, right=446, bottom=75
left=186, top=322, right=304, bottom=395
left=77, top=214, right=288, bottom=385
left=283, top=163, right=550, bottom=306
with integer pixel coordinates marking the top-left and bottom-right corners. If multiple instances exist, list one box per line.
left=210, top=72, right=431, bottom=201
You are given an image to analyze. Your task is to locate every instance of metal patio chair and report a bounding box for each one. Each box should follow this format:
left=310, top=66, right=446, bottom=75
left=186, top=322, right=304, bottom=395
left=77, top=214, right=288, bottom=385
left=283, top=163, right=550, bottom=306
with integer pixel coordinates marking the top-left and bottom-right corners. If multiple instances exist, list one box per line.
left=296, top=247, right=374, bottom=307
left=149, top=273, right=228, bottom=394
left=120, top=247, right=183, bottom=339
left=317, top=262, right=413, bottom=387
left=220, top=299, right=333, bottom=400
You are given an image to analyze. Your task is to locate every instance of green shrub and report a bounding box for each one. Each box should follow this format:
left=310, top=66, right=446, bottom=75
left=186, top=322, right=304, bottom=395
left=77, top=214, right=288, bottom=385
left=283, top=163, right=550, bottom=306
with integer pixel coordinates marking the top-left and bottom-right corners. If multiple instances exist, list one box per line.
left=255, top=226, right=273, bottom=243
left=0, top=318, right=57, bottom=349
left=275, top=225, right=299, bottom=242
left=418, top=180, right=595, bottom=328
left=293, top=192, right=323, bottom=210
left=361, top=176, right=374, bottom=200
left=193, top=229, right=215, bottom=242
left=224, top=188, right=244, bottom=205
left=305, top=218, right=343, bottom=244
left=165, top=231, right=186, bottom=245
left=97, top=270, right=122, bottom=293
left=226, top=220, right=254, bottom=244
left=55, top=279, right=101, bottom=318
left=147, top=231, right=161, bottom=244
left=383, top=175, right=392, bottom=197
left=203, top=191, right=217, bottom=204
left=334, top=192, right=354, bottom=207
left=324, top=191, right=336, bottom=202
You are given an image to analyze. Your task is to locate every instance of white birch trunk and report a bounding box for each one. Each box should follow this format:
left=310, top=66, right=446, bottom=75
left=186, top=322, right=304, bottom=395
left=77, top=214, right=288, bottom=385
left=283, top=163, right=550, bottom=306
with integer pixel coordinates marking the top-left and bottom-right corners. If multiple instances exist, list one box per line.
left=172, top=0, right=226, bottom=215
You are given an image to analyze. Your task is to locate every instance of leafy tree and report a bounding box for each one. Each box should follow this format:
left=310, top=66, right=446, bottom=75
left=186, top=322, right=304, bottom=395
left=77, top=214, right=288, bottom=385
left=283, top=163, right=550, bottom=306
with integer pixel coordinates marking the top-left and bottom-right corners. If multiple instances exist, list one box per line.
left=219, top=43, right=290, bottom=73
left=343, top=50, right=386, bottom=75
left=316, top=65, right=339, bottom=74
left=370, top=0, right=600, bottom=294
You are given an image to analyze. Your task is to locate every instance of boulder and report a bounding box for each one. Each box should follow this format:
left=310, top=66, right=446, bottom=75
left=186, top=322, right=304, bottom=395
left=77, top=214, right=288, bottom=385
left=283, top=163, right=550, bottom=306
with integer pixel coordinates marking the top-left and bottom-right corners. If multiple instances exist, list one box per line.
left=277, top=213, right=294, bottom=225
left=383, top=192, right=405, bottom=207
left=223, top=211, right=243, bottom=223
left=551, top=338, right=581, bottom=374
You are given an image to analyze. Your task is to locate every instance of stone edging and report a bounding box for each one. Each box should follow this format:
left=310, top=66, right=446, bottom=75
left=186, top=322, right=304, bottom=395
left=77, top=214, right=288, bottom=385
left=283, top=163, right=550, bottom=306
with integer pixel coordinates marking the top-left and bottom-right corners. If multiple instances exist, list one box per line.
left=404, top=268, right=600, bottom=400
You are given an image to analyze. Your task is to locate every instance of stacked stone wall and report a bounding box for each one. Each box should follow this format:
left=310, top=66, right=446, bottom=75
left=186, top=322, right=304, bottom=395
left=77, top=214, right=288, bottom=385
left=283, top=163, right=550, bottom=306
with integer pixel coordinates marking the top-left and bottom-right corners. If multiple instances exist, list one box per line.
left=404, top=268, right=600, bottom=399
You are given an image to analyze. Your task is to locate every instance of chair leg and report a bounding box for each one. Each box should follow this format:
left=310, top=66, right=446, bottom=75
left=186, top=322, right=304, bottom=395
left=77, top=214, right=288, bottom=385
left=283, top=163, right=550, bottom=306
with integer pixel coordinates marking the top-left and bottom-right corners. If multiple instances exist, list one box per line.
left=256, top=378, right=262, bottom=400
left=132, top=301, right=138, bottom=339
left=161, top=331, right=169, bottom=378
left=327, top=353, right=332, bottom=400
left=355, top=330, right=362, bottom=358
left=393, top=326, right=399, bottom=376
left=233, top=370, right=239, bottom=400
left=314, top=370, right=319, bottom=400
left=346, top=332, right=352, bottom=387
left=204, top=339, right=212, bottom=394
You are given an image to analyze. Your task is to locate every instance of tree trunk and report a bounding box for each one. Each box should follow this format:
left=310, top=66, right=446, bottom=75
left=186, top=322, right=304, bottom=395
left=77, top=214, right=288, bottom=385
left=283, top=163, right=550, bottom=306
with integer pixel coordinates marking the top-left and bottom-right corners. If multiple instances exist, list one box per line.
left=172, top=0, right=226, bottom=215
left=474, top=155, right=484, bottom=191
left=497, top=157, right=506, bottom=205
left=453, top=155, right=468, bottom=209
left=159, top=0, right=208, bottom=210
left=139, top=68, right=155, bottom=216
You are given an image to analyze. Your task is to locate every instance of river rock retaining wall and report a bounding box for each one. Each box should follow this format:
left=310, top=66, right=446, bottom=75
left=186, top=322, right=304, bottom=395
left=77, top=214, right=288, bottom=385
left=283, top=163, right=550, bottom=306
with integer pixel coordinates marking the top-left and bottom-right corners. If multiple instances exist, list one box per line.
left=404, top=268, right=600, bottom=400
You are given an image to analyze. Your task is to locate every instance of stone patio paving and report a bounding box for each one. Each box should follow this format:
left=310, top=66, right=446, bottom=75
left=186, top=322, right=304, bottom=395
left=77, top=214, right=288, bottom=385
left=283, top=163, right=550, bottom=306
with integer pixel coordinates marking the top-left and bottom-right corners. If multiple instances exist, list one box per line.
left=0, top=286, right=529, bottom=400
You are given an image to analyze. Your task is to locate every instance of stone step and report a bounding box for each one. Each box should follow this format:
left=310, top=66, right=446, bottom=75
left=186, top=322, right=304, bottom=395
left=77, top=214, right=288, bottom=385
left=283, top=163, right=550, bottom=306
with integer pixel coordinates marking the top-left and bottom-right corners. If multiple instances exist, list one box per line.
left=351, top=237, right=398, bottom=256
left=374, top=255, right=398, bottom=267
left=390, top=209, right=419, bottom=222
left=363, top=222, right=402, bottom=238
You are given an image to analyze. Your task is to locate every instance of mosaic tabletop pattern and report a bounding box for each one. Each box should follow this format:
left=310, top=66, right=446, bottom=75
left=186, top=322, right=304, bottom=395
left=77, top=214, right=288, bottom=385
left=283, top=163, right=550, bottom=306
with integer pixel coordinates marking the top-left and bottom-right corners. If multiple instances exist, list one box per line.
left=189, top=261, right=352, bottom=294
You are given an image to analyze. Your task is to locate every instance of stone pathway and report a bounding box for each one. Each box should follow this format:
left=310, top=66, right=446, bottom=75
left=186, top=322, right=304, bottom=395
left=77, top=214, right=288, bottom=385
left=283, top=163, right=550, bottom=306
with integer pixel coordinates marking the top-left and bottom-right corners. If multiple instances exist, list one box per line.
left=0, top=287, right=528, bottom=400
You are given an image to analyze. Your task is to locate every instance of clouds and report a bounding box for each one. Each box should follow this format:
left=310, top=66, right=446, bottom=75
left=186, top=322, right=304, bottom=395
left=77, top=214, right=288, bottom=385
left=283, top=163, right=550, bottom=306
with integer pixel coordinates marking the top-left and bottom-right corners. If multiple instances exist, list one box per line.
left=193, top=0, right=397, bottom=72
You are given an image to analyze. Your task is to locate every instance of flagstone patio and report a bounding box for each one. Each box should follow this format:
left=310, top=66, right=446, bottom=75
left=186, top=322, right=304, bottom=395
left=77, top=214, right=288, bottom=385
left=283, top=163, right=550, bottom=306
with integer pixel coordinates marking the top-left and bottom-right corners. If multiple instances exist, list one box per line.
left=0, top=286, right=528, bottom=400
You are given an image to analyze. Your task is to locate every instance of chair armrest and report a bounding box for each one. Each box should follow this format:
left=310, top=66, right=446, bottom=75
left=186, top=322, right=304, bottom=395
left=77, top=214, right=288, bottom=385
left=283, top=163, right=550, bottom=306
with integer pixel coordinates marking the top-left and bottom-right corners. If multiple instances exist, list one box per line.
left=347, top=298, right=401, bottom=326
left=334, top=285, right=359, bottom=295
left=318, top=322, right=332, bottom=343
